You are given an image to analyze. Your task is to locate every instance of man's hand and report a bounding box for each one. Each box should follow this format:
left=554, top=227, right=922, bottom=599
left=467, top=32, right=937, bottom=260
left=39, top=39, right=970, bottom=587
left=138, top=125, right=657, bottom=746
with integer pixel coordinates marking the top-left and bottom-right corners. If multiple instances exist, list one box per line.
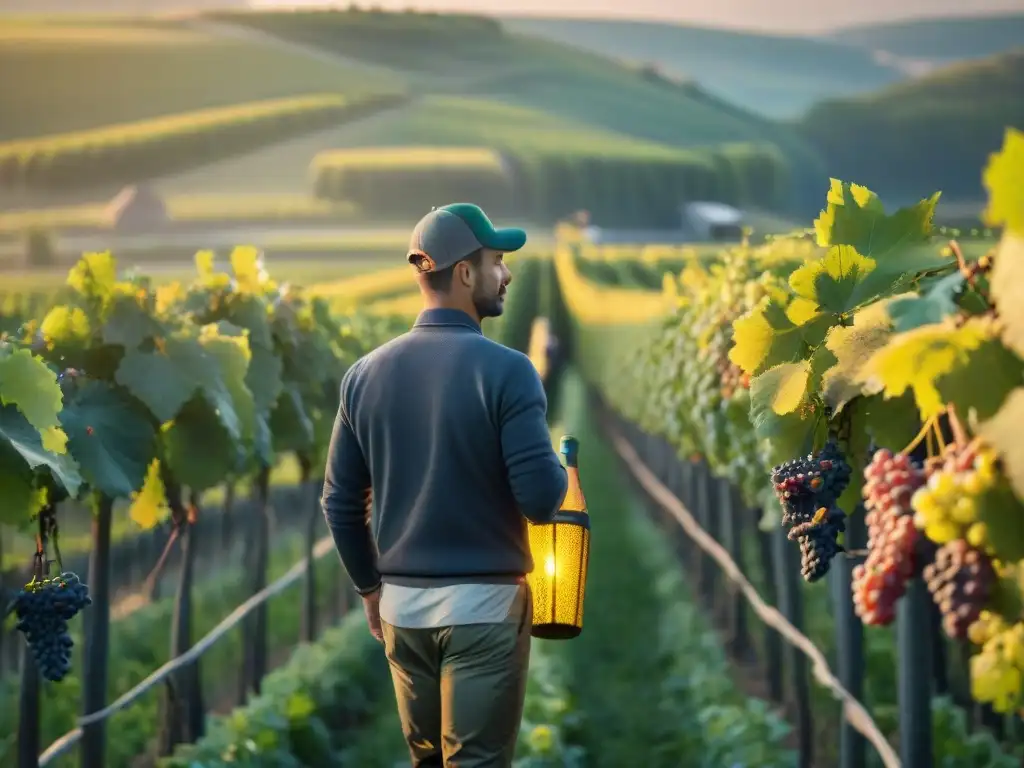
left=362, top=587, right=383, bottom=643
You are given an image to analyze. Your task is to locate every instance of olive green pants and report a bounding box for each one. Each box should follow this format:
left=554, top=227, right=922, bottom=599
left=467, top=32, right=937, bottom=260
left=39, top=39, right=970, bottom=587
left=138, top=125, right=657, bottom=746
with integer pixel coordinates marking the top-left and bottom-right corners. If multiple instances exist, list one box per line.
left=380, top=592, right=532, bottom=767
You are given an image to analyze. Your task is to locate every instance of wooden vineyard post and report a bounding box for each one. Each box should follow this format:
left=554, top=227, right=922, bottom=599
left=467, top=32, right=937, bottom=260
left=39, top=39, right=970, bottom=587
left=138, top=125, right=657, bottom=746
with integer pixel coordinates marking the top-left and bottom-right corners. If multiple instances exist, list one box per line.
left=81, top=495, right=113, bottom=768
left=0, top=528, right=5, bottom=680
left=831, top=504, right=867, bottom=768
left=17, top=631, right=40, bottom=768
left=220, top=482, right=235, bottom=554
left=300, top=459, right=318, bottom=644
left=897, top=577, right=933, bottom=767
left=160, top=491, right=205, bottom=756
left=699, top=465, right=719, bottom=607
left=755, top=517, right=784, bottom=702
left=251, top=466, right=272, bottom=692
left=772, top=526, right=813, bottom=767
left=720, top=481, right=749, bottom=659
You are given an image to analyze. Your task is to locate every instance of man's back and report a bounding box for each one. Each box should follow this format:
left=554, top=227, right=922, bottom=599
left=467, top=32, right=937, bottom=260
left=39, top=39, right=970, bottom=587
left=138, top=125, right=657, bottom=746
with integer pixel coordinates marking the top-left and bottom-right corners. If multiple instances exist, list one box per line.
left=321, top=204, right=567, bottom=768
left=325, top=308, right=568, bottom=591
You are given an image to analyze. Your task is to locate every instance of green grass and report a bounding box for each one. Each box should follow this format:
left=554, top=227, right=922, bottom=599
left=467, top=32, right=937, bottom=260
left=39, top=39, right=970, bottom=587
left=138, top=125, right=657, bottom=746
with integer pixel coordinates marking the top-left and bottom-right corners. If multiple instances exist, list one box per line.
left=0, top=18, right=401, bottom=143
left=0, top=536, right=351, bottom=768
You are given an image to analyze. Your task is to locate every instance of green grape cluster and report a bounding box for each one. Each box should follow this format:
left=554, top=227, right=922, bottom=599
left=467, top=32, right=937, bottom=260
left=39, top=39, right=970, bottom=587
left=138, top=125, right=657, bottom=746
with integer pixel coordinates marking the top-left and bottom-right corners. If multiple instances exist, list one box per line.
left=912, top=442, right=996, bottom=551
left=968, top=611, right=1024, bottom=714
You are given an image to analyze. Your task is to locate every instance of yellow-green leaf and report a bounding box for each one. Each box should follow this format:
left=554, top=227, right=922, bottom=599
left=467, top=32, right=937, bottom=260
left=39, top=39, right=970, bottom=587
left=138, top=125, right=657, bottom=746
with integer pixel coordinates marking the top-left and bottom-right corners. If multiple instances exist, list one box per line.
left=128, top=459, right=170, bottom=529
left=755, top=361, right=812, bottom=416
left=0, top=345, right=67, bottom=454
left=979, top=387, right=1024, bottom=502
left=230, top=246, right=267, bottom=294
left=814, top=179, right=939, bottom=257
left=982, top=127, right=1024, bottom=234
left=990, top=233, right=1024, bottom=358
left=67, top=251, right=118, bottom=301
left=39, top=306, right=91, bottom=347
left=788, top=244, right=876, bottom=316
left=856, top=316, right=995, bottom=420
left=728, top=298, right=805, bottom=376
left=820, top=300, right=896, bottom=411
left=195, top=249, right=215, bottom=278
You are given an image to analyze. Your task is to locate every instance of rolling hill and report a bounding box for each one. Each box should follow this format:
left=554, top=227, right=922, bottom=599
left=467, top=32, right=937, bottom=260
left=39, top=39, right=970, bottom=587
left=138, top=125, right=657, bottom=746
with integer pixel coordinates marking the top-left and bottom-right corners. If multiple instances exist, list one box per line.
left=0, top=16, right=402, bottom=141
left=500, top=16, right=906, bottom=119
left=203, top=9, right=827, bottom=212
left=797, top=50, right=1024, bottom=207
left=831, top=14, right=1024, bottom=61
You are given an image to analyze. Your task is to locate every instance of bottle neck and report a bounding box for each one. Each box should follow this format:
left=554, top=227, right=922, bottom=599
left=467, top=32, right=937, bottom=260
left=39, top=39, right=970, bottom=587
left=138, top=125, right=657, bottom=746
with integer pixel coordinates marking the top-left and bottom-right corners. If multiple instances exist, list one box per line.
left=562, top=465, right=587, bottom=513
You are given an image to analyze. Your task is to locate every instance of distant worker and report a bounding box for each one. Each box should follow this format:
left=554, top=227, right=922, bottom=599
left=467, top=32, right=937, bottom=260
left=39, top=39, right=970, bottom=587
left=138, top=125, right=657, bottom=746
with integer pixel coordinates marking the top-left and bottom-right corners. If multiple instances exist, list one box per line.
left=321, top=203, right=568, bottom=767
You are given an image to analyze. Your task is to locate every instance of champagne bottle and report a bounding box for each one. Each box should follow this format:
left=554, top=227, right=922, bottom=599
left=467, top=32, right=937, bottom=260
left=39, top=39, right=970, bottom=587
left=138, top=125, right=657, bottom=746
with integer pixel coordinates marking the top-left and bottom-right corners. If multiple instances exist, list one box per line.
left=559, top=436, right=587, bottom=514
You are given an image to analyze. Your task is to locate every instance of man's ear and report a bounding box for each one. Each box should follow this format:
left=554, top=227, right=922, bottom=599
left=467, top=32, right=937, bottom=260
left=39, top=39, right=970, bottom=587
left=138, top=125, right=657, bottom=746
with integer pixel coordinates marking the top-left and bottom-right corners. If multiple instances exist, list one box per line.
left=456, top=260, right=475, bottom=288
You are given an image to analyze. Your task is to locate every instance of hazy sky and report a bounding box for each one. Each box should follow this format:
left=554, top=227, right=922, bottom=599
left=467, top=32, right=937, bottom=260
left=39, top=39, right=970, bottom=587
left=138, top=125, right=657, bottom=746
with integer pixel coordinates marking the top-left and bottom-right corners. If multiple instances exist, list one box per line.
left=257, top=0, right=1024, bottom=34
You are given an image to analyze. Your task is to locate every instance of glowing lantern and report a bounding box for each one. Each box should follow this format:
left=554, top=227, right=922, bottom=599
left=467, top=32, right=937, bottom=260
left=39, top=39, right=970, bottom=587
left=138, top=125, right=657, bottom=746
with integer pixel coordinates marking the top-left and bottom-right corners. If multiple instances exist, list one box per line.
left=527, top=435, right=590, bottom=639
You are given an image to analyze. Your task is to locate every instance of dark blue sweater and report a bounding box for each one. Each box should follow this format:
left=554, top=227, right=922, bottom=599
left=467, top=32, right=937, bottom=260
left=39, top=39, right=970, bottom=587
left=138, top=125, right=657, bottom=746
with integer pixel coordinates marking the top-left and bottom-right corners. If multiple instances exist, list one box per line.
left=321, top=308, right=568, bottom=594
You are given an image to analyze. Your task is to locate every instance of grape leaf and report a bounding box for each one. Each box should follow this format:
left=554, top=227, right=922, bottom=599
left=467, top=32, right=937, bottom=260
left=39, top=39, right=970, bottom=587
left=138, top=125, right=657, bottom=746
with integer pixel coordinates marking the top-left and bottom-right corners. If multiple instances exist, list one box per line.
left=750, top=361, right=813, bottom=425
left=935, top=336, right=1024, bottom=423
left=729, top=299, right=810, bottom=376
left=198, top=325, right=255, bottom=442
left=39, top=306, right=91, bottom=348
left=982, top=127, right=1024, bottom=234
left=116, top=333, right=245, bottom=441
left=225, top=295, right=273, bottom=349
left=247, top=344, right=284, bottom=414
left=163, top=395, right=239, bottom=490
left=127, top=459, right=170, bottom=529
left=0, top=345, right=67, bottom=453
left=990, top=234, right=1024, bottom=358
left=115, top=344, right=203, bottom=424
left=269, top=385, right=314, bottom=454
left=979, top=387, right=1024, bottom=502
left=230, top=246, right=270, bottom=294
left=195, top=249, right=216, bottom=278
left=59, top=379, right=156, bottom=499
left=749, top=364, right=822, bottom=466
left=0, top=405, right=82, bottom=497
left=0, top=442, right=46, bottom=526
left=977, top=482, right=1024, bottom=563
left=861, top=391, right=921, bottom=452
left=814, top=179, right=939, bottom=256
left=67, top=251, right=118, bottom=303
left=886, top=273, right=963, bottom=333
left=820, top=300, right=896, bottom=411
left=788, top=245, right=876, bottom=317
left=101, top=295, right=166, bottom=350
left=856, top=317, right=994, bottom=420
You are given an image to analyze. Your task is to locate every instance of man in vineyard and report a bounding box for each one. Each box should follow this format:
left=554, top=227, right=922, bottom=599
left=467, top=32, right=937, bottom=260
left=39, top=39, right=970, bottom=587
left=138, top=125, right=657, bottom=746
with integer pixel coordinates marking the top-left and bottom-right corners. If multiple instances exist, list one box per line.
left=321, top=203, right=568, bottom=767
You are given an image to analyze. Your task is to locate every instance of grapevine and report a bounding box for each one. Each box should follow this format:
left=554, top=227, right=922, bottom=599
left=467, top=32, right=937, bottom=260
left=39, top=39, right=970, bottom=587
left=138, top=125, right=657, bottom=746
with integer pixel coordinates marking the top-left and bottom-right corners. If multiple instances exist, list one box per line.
left=573, top=127, right=1024, bottom=718
left=0, top=246, right=406, bottom=692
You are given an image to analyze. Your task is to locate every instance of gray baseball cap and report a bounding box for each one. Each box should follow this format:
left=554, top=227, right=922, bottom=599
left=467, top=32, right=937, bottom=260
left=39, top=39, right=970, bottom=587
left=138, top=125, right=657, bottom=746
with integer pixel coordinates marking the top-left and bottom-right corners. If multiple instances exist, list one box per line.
left=407, top=203, right=527, bottom=272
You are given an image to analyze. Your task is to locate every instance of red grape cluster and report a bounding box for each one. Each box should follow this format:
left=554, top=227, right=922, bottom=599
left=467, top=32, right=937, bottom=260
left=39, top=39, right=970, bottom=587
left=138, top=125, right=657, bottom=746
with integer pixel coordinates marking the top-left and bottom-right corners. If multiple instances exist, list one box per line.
left=852, top=449, right=925, bottom=626
left=771, top=440, right=852, bottom=582
left=924, top=539, right=995, bottom=639
left=789, top=505, right=846, bottom=582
